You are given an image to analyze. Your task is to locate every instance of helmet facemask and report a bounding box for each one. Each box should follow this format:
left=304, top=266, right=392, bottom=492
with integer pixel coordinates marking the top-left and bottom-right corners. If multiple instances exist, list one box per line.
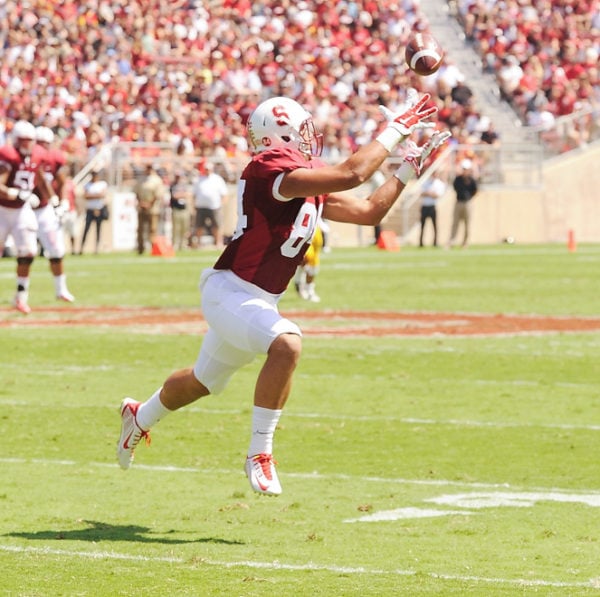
left=296, top=118, right=323, bottom=158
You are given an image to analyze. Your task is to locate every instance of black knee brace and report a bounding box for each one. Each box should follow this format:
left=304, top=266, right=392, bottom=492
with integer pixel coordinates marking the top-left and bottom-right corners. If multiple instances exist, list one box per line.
left=17, top=256, right=34, bottom=266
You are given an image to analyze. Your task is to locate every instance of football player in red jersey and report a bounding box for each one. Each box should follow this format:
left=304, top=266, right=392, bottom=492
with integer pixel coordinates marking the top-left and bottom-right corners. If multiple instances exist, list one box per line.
left=117, top=93, right=451, bottom=495
left=0, top=120, right=55, bottom=314
left=34, top=126, right=75, bottom=302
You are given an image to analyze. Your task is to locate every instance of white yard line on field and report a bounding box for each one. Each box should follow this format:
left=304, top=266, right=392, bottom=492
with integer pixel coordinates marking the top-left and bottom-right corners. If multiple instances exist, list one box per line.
left=0, top=544, right=597, bottom=589
left=284, top=411, right=600, bottom=432
left=2, top=456, right=600, bottom=495
left=0, top=399, right=599, bottom=431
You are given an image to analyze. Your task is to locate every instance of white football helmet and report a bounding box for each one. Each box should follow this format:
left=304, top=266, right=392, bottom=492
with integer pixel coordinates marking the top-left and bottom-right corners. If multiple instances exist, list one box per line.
left=12, top=120, right=36, bottom=156
left=247, top=96, right=323, bottom=157
left=35, top=126, right=55, bottom=144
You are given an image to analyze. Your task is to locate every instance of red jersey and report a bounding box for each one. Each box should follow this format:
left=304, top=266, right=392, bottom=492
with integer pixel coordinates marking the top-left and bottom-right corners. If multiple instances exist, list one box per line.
left=38, top=145, right=67, bottom=207
left=214, top=147, right=326, bottom=295
left=41, top=147, right=67, bottom=177
left=0, top=144, right=50, bottom=210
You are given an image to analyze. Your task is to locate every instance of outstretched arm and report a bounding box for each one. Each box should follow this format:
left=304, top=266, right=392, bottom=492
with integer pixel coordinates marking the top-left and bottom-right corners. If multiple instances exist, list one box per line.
left=323, top=131, right=452, bottom=226
left=322, top=177, right=406, bottom=226
left=279, top=94, right=438, bottom=200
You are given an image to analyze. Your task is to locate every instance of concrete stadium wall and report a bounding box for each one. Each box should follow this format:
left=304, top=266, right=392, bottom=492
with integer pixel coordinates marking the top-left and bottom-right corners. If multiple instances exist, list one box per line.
left=94, top=144, right=598, bottom=252
left=330, top=143, right=600, bottom=248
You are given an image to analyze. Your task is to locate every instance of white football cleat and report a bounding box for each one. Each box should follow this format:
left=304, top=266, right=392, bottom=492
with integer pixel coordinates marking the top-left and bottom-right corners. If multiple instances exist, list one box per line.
left=57, top=290, right=75, bottom=302
left=245, top=453, right=282, bottom=496
left=13, top=294, right=31, bottom=314
left=117, top=398, right=151, bottom=470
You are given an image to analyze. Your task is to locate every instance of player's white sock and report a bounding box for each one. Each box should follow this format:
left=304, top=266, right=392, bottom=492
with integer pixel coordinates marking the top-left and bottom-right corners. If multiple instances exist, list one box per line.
left=16, top=276, right=30, bottom=302
left=248, top=406, right=282, bottom=456
left=17, top=276, right=29, bottom=291
left=54, top=273, right=67, bottom=296
left=136, top=387, right=172, bottom=430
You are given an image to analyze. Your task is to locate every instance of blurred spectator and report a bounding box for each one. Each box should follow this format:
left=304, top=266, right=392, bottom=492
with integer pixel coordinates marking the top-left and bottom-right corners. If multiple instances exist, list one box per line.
left=451, top=81, right=474, bottom=107
left=418, top=170, right=447, bottom=247
left=447, top=158, right=479, bottom=249
left=479, top=118, right=501, bottom=145
left=497, top=56, right=524, bottom=102
left=134, top=163, right=166, bottom=254
left=80, top=170, right=109, bottom=255
left=191, top=160, right=228, bottom=249
left=169, top=171, right=192, bottom=251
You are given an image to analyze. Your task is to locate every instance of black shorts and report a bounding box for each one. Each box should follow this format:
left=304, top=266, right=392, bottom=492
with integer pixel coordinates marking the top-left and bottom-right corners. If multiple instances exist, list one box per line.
left=195, top=207, right=221, bottom=230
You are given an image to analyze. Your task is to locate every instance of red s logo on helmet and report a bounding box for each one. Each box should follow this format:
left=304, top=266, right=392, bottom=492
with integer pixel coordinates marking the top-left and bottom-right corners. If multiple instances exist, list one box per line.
left=272, top=105, right=291, bottom=127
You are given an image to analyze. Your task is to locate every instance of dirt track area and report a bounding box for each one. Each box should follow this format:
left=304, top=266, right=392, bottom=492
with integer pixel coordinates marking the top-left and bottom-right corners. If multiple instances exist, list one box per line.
left=2, top=306, right=600, bottom=337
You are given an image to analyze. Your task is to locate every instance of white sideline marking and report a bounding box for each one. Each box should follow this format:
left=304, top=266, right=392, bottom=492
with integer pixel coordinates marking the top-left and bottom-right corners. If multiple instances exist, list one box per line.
left=345, top=491, right=600, bottom=523
left=347, top=507, right=471, bottom=522
left=2, top=457, right=600, bottom=496
left=0, top=544, right=180, bottom=562
left=0, top=545, right=597, bottom=588
left=286, top=412, right=600, bottom=432
left=428, top=491, right=600, bottom=508
left=1, top=399, right=599, bottom=432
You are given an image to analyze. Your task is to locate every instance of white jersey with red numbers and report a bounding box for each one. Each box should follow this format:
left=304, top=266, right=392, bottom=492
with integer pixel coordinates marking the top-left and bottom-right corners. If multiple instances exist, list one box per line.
left=213, top=146, right=326, bottom=295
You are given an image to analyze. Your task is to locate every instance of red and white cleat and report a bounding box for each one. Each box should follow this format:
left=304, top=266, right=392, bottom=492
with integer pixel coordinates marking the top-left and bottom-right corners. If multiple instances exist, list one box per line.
left=245, top=453, right=282, bottom=496
left=116, top=398, right=151, bottom=470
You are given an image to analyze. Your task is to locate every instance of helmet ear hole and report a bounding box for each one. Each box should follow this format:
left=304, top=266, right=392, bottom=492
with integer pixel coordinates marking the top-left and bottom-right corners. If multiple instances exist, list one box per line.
left=281, top=136, right=291, bottom=142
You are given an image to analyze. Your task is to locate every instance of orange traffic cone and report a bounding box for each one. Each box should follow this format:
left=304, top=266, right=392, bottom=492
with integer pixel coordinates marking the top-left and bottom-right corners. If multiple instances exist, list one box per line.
left=376, top=230, right=400, bottom=252
left=567, top=229, right=576, bottom=253
left=151, top=235, right=176, bottom=257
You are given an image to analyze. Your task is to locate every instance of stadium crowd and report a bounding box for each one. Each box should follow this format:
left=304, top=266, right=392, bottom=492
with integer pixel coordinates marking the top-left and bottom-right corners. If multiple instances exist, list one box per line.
left=1, top=0, right=495, bottom=175
left=454, top=0, right=599, bottom=130
left=1, top=0, right=597, bottom=175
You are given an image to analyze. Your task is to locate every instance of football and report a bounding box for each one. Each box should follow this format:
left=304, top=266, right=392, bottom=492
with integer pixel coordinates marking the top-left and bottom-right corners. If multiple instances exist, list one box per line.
left=405, top=32, right=444, bottom=76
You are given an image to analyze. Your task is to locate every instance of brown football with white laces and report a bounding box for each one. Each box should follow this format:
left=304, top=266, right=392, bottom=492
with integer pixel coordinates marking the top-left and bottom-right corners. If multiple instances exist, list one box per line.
left=405, top=32, right=444, bottom=76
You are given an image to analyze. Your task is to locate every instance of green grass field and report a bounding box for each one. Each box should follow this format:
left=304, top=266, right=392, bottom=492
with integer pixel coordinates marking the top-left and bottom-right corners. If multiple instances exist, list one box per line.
left=1, top=244, right=599, bottom=596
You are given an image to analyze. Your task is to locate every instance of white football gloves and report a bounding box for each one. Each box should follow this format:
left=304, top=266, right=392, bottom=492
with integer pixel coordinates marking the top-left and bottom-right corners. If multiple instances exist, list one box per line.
left=394, top=130, right=452, bottom=184
left=16, top=189, right=40, bottom=208
left=7, top=187, right=44, bottom=209
left=376, top=90, right=438, bottom=152
left=54, top=199, right=70, bottom=221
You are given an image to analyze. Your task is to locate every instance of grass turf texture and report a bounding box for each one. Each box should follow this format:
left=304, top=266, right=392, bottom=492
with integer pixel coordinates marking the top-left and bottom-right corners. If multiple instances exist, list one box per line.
left=1, top=244, right=599, bottom=595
